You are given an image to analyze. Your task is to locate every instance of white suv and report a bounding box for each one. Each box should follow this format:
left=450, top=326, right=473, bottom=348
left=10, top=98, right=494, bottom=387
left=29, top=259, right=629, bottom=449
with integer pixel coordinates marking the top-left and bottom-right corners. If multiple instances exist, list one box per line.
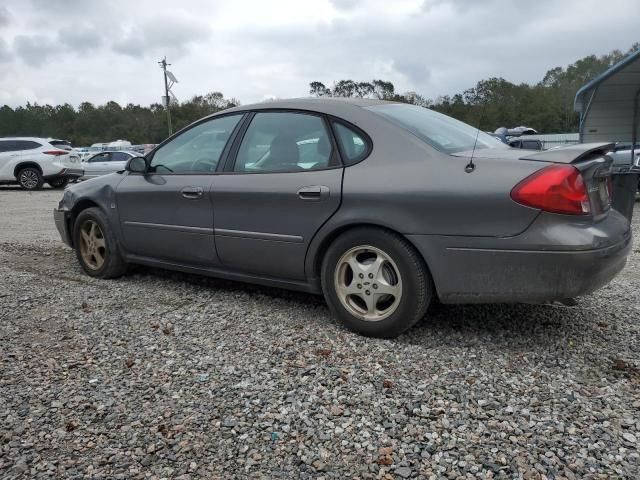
left=0, top=137, right=83, bottom=190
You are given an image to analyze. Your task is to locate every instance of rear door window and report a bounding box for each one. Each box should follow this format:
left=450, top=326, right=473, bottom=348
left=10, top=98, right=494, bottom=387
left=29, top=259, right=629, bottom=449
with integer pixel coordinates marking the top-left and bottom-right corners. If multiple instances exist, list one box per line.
left=233, top=112, right=334, bottom=172
left=111, top=152, right=131, bottom=162
left=14, top=140, right=41, bottom=150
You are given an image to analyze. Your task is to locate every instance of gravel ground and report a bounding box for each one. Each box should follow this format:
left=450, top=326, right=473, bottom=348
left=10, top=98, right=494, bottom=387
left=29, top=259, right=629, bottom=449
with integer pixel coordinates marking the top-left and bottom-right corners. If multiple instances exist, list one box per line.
left=0, top=187, right=639, bottom=479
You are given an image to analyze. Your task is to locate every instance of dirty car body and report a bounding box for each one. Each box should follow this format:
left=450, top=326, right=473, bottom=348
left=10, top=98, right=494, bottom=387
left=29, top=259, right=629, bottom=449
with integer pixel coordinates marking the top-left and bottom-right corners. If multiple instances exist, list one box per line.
left=54, top=98, right=632, bottom=336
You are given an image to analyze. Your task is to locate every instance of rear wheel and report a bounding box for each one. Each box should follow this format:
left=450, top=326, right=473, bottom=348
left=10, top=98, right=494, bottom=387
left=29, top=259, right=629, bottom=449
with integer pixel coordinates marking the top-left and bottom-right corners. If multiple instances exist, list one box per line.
left=17, top=167, right=44, bottom=190
left=73, top=207, right=127, bottom=278
left=321, top=227, right=432, bottom=338
left=48, top=178, right=69, bottom=189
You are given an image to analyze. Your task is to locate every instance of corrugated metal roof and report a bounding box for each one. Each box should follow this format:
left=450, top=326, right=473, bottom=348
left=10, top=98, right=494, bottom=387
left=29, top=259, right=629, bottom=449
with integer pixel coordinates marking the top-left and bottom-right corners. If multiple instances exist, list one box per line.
left=574, top=49, right=640, bottom=143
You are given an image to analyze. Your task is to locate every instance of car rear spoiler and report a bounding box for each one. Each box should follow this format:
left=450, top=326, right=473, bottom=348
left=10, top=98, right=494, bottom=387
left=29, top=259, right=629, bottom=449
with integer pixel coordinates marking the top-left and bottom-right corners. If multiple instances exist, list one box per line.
left=520, top=142, right=614, bottom=164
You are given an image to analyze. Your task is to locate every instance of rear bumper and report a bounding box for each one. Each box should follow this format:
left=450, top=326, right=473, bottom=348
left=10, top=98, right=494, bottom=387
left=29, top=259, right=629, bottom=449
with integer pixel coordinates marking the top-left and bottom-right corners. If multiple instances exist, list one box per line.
left=45, top=168, right=84, bottom=180
left=53, top=208, right=72, bottom=247
left=408, top=210, right=633, bottom=304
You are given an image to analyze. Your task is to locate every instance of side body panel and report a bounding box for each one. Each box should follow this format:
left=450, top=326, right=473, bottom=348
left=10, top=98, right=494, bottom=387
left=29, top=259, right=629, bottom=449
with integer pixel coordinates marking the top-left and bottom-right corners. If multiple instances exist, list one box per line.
left=212, top=169, right=343, bottom=280
left=116, top=174, right=218, bottom=265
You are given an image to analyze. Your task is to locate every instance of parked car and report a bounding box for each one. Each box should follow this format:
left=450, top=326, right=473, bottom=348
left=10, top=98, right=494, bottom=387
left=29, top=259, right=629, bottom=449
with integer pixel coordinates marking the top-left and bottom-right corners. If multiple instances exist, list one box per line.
left=508, top=137, right=543, bottom=150
left=0, top=137, right=82, bottom=189
left=54, top=99, right=631, bottom=338
left=81, top=151, right=138, bottom=180
left=608, top=143, right=640, bottom=173
left=74, top=147, right=104, bottom=162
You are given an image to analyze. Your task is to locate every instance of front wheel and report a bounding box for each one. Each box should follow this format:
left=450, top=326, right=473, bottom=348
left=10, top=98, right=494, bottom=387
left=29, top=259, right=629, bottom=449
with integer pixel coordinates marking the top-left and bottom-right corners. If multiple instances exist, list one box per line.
left=73, top=207, right=127, bottom=278
left=321, top=227, right=433, bottom=338
left=48, top=178, right=69, bottom=189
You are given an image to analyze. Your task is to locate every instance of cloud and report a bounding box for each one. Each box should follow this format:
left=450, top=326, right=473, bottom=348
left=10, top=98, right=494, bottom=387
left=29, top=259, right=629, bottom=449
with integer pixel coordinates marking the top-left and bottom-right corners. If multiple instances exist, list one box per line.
left=0, top=38, right=10, bottom=64
left=13, top=35, right=57, bottom=67
left=58, top=28, right=104, bottom=54
left=329, top=0, right=360, bottom=10
left=0, top=6, right=10, bottom=28
left=113, top=12, right=211, bottom=59
left=0, top=0, right=638, bottom=108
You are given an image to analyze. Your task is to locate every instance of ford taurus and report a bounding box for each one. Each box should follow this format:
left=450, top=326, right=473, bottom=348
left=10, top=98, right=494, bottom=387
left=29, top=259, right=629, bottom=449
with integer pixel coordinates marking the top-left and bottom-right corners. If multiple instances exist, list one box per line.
left=54, top=98, right=632, bottom=338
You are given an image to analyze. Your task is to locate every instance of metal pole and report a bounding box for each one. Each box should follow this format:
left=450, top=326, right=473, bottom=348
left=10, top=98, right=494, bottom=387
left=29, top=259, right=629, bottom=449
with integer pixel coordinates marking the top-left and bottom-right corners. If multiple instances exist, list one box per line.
left=159, top=57, right=173, bottom=136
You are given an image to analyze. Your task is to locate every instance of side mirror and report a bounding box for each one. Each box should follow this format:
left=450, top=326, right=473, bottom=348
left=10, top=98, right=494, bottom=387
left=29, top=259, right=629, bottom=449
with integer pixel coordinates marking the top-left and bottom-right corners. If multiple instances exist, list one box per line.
left=126, top=156, right=148, bottom=173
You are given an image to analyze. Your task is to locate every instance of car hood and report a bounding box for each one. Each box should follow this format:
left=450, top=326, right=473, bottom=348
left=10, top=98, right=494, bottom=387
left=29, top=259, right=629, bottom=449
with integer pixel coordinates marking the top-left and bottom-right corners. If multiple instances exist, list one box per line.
left=452, top=142, right=614, bottom=164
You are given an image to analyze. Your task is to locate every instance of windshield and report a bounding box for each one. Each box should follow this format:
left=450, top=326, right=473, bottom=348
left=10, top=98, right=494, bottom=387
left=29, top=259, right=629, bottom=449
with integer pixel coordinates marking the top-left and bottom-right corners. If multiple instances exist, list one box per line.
left=366, top=104, right=507, bottom=154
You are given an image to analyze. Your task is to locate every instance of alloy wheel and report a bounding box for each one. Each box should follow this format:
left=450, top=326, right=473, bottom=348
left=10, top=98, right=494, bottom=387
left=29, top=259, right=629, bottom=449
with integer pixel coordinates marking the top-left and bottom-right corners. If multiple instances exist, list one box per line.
left=20, top=170, right=39, bottom=189
left=78, top=220, right=106, bottom=270
left=334, top=245, right=402, bottom=322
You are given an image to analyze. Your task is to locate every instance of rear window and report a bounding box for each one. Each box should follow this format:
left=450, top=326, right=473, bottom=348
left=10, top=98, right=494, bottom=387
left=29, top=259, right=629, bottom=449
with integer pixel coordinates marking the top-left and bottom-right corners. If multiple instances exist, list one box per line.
left=366, top=104, right=507, bottom=155
left=50, top=140, right=72, bottom=150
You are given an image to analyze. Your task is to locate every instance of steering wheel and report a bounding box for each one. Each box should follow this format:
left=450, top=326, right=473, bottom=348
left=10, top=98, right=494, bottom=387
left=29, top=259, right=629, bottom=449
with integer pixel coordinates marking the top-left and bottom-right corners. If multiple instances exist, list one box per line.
left=190, top=157, right=217, bottom=172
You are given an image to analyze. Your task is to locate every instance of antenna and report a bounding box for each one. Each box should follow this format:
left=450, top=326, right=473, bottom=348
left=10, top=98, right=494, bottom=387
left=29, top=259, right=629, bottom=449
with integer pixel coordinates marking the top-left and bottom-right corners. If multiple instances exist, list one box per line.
left=465, top=99, right=488, bottom=173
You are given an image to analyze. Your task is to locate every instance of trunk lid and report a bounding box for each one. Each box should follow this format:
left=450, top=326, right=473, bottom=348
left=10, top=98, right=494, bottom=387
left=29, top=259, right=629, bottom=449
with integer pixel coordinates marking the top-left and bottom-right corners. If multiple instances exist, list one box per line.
left=453, top=143, right=615, bottom=218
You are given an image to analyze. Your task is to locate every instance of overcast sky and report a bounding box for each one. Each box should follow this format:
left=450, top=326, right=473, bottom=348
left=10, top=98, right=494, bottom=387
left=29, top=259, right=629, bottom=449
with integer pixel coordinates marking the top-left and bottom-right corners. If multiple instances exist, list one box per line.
left=0, top=0, right=638, bottom=108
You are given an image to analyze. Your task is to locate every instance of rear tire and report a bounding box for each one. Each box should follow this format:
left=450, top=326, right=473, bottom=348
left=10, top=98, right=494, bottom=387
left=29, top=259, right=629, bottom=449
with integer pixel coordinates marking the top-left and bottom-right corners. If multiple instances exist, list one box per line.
left=321, top=227, right=432, bottom=338
left=73, top=207, right=127, bottom=279
left=17, top=167, right=44, bottom=190
left=48, top=178, right=69, bottom=189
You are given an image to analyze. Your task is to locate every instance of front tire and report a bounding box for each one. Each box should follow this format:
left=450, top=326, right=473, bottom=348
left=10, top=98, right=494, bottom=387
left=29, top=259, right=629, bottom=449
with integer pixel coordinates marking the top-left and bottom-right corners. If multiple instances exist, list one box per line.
left=73, top=207, right=127, bottom=279
left=17, top=167, right=44, bottom=190
left=321, top=227, right=433, bottom=338
left=48, top=178, right=69, bottom=189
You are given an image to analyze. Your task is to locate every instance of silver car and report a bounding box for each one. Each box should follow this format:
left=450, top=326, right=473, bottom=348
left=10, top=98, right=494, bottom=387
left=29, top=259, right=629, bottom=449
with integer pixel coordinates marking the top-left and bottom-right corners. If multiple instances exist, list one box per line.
left=54, top=98, right=631, bottom=338
left=81, top=151, right=139, bottom=180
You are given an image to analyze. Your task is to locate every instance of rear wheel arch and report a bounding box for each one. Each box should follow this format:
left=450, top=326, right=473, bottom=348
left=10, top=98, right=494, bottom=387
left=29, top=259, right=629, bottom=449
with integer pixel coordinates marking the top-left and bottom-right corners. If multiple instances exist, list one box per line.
left=14, top=162, right=43, bottom=178
left=318, top=224, right=435, bottom=337
left=311, top=222, right=434, bottom=285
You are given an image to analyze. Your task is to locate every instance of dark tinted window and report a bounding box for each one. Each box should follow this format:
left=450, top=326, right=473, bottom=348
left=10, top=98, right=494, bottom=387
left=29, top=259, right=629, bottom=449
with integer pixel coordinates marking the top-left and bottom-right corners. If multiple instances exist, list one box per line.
left=88, top=152, right=110, bottom=163
left=367, top=104, right=507, bottom=154
left=234, top=112, right=333, bottom=172
left=111, top=152, right=131, bottom=162
left=150, top=114, right=242, bottom=174
left=0, top=140, right=15, bottom=152
left=14, top=140, right=41, bottom=150
left=522, top=140, right=541, bottom=150
left=50, top=140, right=72, bottom=150
left=333, top=122, right=369, bottom=165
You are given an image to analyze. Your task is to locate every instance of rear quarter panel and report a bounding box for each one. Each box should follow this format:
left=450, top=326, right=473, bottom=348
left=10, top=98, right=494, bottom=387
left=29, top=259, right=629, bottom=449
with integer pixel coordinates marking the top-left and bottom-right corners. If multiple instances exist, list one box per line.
left=335, top=117, right=543, bottom=237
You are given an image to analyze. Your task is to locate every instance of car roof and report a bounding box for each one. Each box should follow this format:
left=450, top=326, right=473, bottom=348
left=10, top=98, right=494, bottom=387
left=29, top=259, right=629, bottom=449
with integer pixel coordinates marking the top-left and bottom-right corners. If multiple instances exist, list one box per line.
left=222, top=97, right=398, bottom=115
left=0, top=137, right=52, bottom=142
left=90, top=150, right=137, bottom=155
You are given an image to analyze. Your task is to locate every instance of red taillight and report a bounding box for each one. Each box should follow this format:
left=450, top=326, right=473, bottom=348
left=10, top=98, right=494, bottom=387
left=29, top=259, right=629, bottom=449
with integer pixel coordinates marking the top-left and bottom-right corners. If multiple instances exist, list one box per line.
left=43, top=150, right=69, bottom=156
left=511, top=165, right=591, bottom=215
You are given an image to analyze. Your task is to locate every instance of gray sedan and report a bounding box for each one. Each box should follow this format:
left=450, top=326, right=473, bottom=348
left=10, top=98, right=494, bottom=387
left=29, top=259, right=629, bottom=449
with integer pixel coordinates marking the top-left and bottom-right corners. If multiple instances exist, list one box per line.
left=54, top=99, right=631, bottom=338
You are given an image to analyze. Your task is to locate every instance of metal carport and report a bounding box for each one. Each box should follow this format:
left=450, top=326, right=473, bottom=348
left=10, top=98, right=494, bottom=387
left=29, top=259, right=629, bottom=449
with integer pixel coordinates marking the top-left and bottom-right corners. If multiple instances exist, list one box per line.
left=575, top=49, right=640, bottom=220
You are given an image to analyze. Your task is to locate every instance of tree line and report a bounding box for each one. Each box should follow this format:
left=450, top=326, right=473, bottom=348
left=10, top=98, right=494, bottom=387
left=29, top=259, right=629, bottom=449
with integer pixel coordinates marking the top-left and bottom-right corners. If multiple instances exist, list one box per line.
left=0, top=92, right=238, bottom=147
left=309, top=44, right=638, bottom=134
left=0, top=44, right=637, bottom=146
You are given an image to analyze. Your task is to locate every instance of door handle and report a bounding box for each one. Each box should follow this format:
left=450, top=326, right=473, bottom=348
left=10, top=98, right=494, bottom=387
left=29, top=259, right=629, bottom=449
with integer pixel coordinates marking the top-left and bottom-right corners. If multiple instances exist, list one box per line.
left=297, top=185, right=329, bottom=201
left=181, top=186, right=204, bottom=199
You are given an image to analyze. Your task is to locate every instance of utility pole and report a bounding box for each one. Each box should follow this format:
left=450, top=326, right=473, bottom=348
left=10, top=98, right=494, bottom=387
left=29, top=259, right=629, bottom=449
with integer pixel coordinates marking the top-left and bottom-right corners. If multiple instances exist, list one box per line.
left=158, top=56, right=173, bottom=136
